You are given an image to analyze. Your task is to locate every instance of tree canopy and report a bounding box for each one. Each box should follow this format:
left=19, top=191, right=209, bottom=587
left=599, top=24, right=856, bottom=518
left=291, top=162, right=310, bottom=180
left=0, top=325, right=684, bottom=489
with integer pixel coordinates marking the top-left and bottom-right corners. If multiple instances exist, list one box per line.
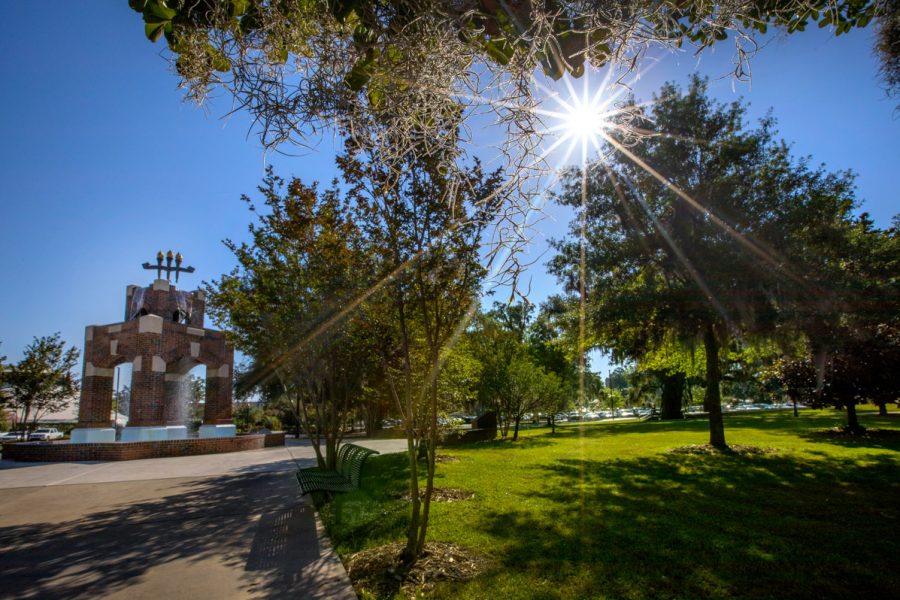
left=206, top=167, right=376, bottom=467
left=1, top=333, right=79, bottom=436
left=549, top=76, right=864, bottom=446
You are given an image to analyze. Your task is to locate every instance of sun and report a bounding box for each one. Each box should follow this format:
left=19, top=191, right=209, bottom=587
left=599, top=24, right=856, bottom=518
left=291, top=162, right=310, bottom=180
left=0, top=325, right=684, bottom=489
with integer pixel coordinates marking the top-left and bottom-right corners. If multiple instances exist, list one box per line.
left=561, top=94, right=609, bottom=143
left=533, top=68, right=629, bottom=168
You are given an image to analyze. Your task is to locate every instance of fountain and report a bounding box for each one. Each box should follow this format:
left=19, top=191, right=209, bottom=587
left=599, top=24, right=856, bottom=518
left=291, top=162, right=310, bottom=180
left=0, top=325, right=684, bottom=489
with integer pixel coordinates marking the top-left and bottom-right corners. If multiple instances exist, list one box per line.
left=70, top=251, right=236, bottom=443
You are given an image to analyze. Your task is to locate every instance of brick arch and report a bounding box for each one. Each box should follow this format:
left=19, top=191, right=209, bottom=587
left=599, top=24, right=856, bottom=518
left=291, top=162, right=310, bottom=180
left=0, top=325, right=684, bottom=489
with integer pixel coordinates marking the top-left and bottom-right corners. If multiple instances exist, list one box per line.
left=95, top=353, right=137, bottom=371
left=75, top=282, right=232, bottom=437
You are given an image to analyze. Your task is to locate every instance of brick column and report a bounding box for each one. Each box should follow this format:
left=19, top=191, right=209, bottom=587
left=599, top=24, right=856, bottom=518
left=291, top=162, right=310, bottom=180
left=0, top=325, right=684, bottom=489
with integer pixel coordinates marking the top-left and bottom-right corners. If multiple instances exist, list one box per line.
left=128, top=315, right=167, bottom=427
left=203, top=363, right=233, bottom=424
left=163, top=372, right=189, bottom=425
left=78, top=363, right=115, bottom=428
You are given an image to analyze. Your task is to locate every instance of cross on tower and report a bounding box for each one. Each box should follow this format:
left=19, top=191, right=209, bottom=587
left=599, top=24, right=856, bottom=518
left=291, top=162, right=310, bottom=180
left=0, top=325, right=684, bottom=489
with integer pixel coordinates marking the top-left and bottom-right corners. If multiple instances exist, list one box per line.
left=142, top=250, right=196, bottom=283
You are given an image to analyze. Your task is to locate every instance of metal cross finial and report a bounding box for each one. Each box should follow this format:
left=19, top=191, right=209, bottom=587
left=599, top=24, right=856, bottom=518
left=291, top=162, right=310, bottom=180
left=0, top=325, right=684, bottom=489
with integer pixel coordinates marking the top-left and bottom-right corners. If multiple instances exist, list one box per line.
left=142, top=250, right=196, bottom=283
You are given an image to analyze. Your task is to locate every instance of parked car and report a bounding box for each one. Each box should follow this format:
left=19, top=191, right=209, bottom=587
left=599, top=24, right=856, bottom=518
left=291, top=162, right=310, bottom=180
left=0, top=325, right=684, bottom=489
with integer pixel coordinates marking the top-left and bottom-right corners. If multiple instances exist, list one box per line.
left=29, top=428, right=64, bottom=441
left=0, top=431, right=25, bottom=442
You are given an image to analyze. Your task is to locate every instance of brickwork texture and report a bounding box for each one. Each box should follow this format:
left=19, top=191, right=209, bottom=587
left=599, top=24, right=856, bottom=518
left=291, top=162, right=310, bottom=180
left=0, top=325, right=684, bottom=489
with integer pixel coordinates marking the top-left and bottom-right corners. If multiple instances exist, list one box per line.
left=3, top=433, right=286, bottom=462
left=77, top=280, right=234, bottom=429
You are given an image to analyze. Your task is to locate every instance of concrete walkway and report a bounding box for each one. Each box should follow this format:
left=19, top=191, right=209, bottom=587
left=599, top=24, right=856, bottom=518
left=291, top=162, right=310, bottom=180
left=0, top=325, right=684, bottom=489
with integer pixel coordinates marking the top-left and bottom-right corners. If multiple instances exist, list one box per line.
left=0, top=438, right=406, bottom=600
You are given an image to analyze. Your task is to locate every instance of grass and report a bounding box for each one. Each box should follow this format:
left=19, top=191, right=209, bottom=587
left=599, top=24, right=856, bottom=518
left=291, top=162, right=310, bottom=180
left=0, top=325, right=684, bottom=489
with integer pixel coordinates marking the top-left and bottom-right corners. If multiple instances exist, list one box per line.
left=317, top=408, right=900, bottom=599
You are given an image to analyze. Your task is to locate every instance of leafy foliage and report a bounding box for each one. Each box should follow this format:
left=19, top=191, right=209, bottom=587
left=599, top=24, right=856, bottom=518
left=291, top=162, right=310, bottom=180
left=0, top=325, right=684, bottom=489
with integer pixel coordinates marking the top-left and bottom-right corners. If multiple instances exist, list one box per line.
left=125, top=1, right=892, bottom=290
left=470, top=302, right=577, bottom=438
left=773, top=324, right=900, bottom=430
left=1, top=333, right=79, bottom=436
left=206, top=167, right=376, bottom=467
left=549, top=76, right=861, bottom=446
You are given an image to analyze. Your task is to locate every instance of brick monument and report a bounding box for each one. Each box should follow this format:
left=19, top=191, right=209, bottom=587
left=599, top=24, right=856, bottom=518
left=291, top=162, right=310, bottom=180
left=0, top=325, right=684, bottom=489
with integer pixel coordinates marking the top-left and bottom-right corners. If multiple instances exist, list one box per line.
left=71, top=251, right=235, bottom=443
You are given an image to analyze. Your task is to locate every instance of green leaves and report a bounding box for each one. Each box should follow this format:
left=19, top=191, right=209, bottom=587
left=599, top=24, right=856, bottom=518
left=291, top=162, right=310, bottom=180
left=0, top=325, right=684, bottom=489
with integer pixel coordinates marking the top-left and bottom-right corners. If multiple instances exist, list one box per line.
left=138, top=0, right=176, bottom=43
left=145, top=22, right=168, bottom=43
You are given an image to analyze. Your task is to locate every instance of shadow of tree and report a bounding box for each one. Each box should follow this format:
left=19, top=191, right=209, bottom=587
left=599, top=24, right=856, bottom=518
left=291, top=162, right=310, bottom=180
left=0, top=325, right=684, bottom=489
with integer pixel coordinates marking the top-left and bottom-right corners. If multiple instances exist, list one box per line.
left=0, top=469, right=349, bottom=599
left=458, top=411, right=898, bottom=450
left=796, top=428, right=900, bottom=450
left=465, top=451, right=900, bottom=599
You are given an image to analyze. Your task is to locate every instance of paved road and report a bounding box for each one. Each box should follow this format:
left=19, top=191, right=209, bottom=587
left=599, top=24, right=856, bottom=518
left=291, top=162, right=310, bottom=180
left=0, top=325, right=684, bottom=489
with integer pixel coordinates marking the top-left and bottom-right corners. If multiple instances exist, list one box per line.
left=0, top=438, right=406, bottom=600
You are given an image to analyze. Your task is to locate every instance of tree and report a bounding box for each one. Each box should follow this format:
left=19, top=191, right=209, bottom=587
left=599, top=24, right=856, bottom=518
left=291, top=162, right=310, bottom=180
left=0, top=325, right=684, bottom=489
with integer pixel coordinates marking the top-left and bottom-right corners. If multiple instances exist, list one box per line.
left=0, top=344, right=10, bottom=430
left=470, top=302, right=579, bottom=437
left=2, top=334, right=79, bottom=437
left=206, top=168, right=377, bottom=468
left=771, top=181, right=899, bottom=428
left=505, top=356, right=563, bottom=440
left=773, top=324, right=900, bottom=430
left=550, top=76, right=858, bottom=447
left=874, top=0, right=900, bottom=99
left=345, top=137, right=502, bottom=565
left=125, top=1, right=890, bottom=293
left=125, top=0, right=887, bottom=145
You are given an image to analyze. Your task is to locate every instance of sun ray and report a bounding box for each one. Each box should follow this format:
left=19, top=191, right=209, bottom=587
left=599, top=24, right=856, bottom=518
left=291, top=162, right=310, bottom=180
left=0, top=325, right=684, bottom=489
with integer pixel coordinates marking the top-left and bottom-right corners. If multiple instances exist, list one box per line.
left=612, top=166, right=736, bottom=331
left=599, top=130, right=800, bottom=280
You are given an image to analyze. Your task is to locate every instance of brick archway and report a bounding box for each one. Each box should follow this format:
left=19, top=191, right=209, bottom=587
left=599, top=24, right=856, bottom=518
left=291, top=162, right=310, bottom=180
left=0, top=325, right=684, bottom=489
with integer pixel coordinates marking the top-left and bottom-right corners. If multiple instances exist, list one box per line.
left=73, top=278, right=234, bottom=443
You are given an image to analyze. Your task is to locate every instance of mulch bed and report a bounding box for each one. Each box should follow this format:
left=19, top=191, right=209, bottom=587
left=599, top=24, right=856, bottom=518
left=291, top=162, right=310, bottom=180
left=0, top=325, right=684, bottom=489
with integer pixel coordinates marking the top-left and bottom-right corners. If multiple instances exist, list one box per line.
left=400, top=487, right=475, bottom=502
left=815, top=427, right=900, bottom=441
left=667, top=444, right=780, bottom=455
left=434, top=454, right=461, bottom=463
left=347, top=541, right=490, bottom=599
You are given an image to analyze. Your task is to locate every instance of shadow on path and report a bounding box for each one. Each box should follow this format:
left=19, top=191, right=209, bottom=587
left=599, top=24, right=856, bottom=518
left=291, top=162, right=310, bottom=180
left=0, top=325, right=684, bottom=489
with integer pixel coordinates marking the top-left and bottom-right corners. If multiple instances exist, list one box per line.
left=0, top=471, right=352, bottom=599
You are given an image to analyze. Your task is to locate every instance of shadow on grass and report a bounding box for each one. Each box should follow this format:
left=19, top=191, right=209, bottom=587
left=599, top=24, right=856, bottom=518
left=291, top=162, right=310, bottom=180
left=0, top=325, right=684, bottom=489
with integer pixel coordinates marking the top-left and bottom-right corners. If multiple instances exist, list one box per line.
left=465, top=451, right=900, bottom=600
left=324, top=414, right=900, bottom=599
left=463, top=435, right=558, bottom=451
left=317, top=453, right=412, bottom=554
left=0, top=469, right=345, bottom=599
left=796, top=427, right=900, bottom=450
left=459, top=410, right=899, bottom=448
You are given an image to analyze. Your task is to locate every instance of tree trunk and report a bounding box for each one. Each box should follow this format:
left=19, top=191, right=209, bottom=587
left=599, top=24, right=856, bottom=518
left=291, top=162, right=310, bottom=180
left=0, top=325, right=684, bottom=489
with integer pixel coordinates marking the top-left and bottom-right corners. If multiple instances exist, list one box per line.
left=792, top=397, right=799, bottom=418
left=416, top=376, right=439, bottom=554
left=402, top=433, right=421, bottom=565
left=877, top=400, right=888, bottom=416
left=660, top=372, right=685, bottom=420
left=512, top=415, right=521, bottom=441
left=20, top=404, right=31, bottom=440
left=703, top=324, right=726, bottom=448
left=845, top=402, right=864, bottom=433
left=325, top=434, right=338, bottom=470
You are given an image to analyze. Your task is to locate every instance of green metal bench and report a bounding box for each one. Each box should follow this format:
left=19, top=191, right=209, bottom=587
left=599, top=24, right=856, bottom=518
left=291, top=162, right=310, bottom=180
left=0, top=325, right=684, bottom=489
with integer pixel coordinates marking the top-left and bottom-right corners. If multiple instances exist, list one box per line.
left=295, top=443, right=379, bottom=495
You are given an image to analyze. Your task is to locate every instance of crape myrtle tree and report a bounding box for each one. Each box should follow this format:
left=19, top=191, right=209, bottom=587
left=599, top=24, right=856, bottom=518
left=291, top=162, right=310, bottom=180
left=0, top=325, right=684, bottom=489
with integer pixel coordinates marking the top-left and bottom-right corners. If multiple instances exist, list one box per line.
left=471, top=302, right=576, bottom=438
left=550, top=77, right=858, bottom=447
left=2, top=334, right=79, bottom=438
left=341, top=133, right=504, bottom=565
left=206, top=168, right=377, bottom=468
left=530, top=298, right=580, bottom=430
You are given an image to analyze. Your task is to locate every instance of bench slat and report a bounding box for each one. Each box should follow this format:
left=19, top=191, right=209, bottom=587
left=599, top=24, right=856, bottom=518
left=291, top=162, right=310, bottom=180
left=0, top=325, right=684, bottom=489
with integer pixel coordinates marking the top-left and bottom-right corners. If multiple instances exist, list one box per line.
left=296, top=443, right=379, bottom=495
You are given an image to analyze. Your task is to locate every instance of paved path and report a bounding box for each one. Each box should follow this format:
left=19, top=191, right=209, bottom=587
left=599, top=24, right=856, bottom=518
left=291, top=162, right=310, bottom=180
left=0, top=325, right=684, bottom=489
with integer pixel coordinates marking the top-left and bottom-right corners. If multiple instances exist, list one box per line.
left=0, top=438, right=406, bottom=600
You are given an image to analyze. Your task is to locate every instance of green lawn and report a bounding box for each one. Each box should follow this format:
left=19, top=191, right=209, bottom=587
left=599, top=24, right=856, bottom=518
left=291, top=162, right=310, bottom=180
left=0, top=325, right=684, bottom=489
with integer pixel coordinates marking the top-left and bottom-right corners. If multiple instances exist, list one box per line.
left=318, top=408, right=900, bottom=599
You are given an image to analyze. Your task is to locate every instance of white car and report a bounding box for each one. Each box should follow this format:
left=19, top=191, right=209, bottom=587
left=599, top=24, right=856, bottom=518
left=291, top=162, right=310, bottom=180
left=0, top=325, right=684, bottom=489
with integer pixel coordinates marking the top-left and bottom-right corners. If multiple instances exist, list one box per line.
left=29, top=428, right=64, bottom=441
left=0, top=431, right=25, bottom=442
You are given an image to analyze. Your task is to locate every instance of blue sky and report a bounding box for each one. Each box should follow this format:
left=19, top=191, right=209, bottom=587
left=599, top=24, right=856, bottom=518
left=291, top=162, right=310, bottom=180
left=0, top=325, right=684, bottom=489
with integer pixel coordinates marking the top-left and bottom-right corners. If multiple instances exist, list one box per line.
left=0, top=3, right=896, bottom=381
